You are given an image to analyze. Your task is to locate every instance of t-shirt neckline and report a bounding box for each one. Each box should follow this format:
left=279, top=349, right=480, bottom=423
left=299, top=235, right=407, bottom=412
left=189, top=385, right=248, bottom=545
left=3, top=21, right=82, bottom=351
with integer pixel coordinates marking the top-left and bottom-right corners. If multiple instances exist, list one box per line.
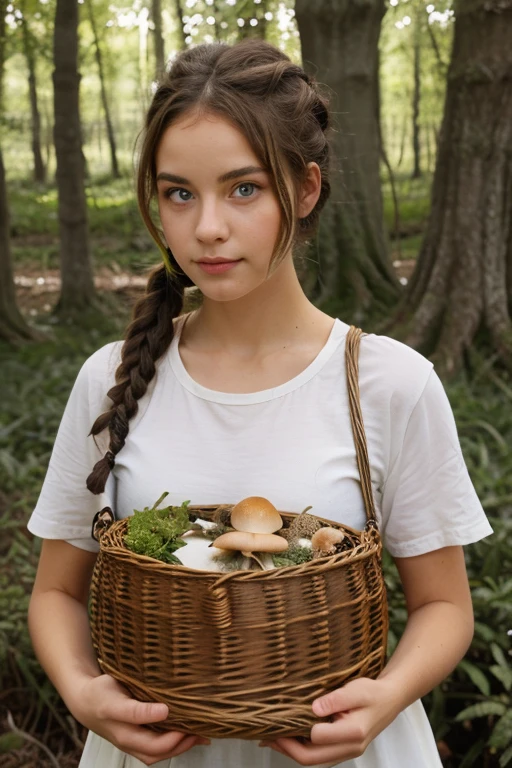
left=168, top=316, right=348, bottom=405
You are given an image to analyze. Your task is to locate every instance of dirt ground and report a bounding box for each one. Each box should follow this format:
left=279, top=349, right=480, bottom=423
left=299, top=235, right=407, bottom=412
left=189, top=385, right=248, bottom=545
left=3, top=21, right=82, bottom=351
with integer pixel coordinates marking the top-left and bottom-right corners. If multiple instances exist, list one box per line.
left=14, top=258, right=417, bottom=317
left=14, top=266, right=148, bottom=317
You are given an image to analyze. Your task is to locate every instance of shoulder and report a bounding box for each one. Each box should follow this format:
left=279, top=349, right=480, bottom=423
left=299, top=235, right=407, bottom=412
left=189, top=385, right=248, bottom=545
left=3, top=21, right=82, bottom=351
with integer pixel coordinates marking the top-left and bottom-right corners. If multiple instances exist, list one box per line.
left=78, top=340, right=123, bottom=387
left=357, top=330, right=434, bottom=417
left=69, top=341, right=123, bottom=417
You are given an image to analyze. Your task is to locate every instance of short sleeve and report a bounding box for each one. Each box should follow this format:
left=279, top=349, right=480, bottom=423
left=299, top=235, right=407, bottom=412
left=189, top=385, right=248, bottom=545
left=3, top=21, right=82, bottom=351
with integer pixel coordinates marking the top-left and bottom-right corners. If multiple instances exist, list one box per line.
left=380, top=369, right=494, bottom=557
left=27, top=342, right=122, bottom=552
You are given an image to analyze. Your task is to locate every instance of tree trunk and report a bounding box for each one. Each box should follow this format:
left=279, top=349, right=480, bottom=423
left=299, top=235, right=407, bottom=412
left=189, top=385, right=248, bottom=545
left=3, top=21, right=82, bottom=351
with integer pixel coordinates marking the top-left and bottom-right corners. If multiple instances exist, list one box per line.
left=295, top=0, right=400, bottom=319
left=394, top=0, right=512, bottom=376
left=152, top=0, right=166, bottom=80
left=173, top=0, right=187, bottom=50
left=86, top=0, right=120, bottom=178
left=0, top=150, right=36, bottom=341
left=411, top=15, right=421, bottom=179
left=53, top=0, right=96, bottom=313
left=0, top=0, right=36, bottom=341
left=20, top=7, right=46, bottom=184
left=238, top=0, right=267, bottom=40
left=212, top=0, right=222, bottom=42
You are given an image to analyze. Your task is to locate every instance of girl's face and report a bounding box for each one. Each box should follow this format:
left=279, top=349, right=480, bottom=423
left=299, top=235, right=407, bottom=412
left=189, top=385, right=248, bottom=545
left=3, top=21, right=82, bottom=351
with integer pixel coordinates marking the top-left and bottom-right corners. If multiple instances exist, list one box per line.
left=155, top=110, right=285, bottom=302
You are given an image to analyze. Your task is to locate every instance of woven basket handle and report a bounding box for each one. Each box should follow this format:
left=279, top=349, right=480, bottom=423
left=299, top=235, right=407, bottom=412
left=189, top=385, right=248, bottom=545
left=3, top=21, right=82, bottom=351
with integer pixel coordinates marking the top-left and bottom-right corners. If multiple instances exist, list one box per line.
left=345, top=326, right=378, bottom=526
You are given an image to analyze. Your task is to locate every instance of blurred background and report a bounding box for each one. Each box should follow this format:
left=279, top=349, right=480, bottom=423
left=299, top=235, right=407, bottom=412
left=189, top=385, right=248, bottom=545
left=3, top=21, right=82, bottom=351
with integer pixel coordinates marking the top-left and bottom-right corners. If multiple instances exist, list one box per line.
left=0, top=0, right=511, bottom=766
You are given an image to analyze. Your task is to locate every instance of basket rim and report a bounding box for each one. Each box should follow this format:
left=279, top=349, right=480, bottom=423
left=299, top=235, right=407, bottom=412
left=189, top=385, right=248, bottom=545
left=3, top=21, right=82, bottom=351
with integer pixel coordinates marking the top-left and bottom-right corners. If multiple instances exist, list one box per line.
left=96, top=504, right=382, bottom=580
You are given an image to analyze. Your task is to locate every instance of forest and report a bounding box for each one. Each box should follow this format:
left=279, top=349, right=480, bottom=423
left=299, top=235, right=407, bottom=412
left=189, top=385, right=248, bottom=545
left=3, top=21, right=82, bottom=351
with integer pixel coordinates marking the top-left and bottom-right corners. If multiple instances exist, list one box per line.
left=0, top=0, right=511, bottom=766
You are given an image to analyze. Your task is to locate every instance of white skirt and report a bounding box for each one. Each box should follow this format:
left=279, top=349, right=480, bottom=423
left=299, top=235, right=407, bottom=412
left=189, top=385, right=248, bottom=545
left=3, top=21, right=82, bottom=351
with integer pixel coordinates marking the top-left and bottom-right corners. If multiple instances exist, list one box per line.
left=78, top=699, right=442, bottom=767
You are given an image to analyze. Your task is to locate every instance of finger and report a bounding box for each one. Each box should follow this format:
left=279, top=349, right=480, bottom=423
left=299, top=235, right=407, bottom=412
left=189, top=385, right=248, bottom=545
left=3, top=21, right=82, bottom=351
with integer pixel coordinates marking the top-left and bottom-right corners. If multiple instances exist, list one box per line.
left=269, top=736, right=362, bottom=765
left=108, top=698, right=169, bottom=726
left=311, top=714, right=365, bottom=746
left=312, top=679, right=372, bottom=718
left=129, top=735, right=209, bottom=765
left=113, top=724, right=190, bottom=757
left=259, top=741, right=288, bottom=756
left=170, top=734, right=210, bottom=757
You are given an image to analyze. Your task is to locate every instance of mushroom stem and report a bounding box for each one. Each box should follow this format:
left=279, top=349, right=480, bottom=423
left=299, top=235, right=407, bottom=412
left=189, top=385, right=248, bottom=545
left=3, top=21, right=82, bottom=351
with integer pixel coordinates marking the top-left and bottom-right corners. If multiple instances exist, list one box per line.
left=241, top=551, right=275, bottom=570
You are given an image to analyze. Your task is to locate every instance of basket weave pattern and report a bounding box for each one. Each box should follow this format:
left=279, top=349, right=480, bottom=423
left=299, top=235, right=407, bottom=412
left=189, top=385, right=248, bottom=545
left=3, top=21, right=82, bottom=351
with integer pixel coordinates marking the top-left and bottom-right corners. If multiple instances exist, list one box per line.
left=89, top=326, right=389, bottom=740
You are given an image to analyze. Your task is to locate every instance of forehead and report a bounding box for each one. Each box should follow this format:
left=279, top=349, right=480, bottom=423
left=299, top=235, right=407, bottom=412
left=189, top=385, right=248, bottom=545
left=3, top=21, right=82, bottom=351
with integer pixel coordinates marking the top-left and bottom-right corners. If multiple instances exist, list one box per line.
left=155, top=110, right=261, bottom=174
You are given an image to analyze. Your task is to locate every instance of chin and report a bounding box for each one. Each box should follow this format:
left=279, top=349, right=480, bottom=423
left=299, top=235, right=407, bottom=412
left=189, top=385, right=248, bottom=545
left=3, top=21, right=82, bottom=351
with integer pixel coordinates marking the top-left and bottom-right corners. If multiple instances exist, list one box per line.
left=199, top=281, right=264, bottom=304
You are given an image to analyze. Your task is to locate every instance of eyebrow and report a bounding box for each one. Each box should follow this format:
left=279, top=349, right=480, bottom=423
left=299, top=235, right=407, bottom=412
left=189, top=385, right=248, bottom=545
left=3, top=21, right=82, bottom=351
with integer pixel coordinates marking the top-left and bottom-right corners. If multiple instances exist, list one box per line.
left=156, top=166, right=267, bottom=185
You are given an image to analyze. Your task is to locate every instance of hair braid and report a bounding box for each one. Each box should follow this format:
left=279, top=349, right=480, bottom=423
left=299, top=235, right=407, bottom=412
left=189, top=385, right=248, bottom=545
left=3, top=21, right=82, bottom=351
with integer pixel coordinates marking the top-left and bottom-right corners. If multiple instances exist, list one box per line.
left=86, top=264, right=187, bottom=494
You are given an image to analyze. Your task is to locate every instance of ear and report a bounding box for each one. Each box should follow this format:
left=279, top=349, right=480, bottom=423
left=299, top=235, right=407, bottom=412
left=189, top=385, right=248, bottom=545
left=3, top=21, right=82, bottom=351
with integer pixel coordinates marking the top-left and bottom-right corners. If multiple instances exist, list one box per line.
left=297, top=162, right=322, bottom=219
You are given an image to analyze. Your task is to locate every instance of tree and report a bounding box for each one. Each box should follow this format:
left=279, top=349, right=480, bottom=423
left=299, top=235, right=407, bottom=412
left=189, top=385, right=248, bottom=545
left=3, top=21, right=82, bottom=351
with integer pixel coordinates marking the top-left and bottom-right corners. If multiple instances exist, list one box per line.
left=151, top=0, right=165, bottom=79
left=53, top=0, right=96, bottom=313
left=411, top=6, right=421, bottom=179
left=238, top=0, right=268, bottom=40
left=86, top=0, right=120, bottom=178
left=295, top=0, right=401, bottom=318
left=392, top=0, right=512, bottom=376
left=0, top=0, right=35, bottom=341
left=173, top=0, right=187, bottom=50
left=19, top=0, right=46, bottom=183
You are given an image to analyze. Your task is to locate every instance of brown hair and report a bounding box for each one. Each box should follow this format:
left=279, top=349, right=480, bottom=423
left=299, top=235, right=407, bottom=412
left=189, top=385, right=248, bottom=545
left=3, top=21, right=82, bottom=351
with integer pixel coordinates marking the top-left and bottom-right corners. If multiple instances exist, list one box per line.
left=87, top=39, right=331, bottom=494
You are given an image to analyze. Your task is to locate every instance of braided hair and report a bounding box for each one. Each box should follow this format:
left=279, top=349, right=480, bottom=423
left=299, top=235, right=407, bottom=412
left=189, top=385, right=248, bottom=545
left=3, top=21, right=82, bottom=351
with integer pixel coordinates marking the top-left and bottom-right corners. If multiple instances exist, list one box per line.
left=87, top=39, right=332, bottom=494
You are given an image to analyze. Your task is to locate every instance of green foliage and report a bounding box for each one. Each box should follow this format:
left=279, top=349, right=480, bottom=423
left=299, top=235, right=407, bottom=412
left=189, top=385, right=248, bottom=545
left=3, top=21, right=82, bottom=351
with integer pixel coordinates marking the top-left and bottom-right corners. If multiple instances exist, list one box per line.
left=272, top=545, right=313, bottom=567
left=124, top=492, right=191, bottom=564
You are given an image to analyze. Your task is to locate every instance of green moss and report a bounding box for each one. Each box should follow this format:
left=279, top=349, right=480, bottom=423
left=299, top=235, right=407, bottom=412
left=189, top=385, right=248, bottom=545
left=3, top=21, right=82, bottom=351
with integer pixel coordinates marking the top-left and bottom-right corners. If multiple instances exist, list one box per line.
left=124, top=493, right=191, bottom=564
left=272, top=545, right=313, bottom=568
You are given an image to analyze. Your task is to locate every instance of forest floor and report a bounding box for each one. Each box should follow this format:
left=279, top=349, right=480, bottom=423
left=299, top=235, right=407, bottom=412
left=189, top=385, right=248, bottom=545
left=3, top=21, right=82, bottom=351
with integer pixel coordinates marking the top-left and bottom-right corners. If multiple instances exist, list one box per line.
left=13, top=259, right=418, bottom=316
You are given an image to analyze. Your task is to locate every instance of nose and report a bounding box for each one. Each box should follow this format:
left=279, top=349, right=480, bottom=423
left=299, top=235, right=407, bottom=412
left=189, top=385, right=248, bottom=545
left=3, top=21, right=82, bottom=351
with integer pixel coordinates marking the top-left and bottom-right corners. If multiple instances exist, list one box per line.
left=195, top=198, right=229, bottom=244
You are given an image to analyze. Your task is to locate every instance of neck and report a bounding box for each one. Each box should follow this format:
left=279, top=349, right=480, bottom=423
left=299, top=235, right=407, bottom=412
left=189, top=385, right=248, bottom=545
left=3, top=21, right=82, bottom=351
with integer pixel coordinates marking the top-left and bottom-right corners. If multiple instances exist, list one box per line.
left=183, top=257, right=329, bottom=355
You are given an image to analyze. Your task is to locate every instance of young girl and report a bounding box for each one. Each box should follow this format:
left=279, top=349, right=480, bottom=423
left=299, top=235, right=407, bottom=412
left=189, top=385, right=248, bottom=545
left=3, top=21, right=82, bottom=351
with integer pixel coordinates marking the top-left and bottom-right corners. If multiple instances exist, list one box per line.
left=27, top=39, right=492, bottom=768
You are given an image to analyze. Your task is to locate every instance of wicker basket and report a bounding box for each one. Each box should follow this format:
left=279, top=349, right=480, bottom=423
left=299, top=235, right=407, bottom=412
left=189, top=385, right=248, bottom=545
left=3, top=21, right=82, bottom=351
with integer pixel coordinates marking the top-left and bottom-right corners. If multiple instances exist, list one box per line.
left=89, top=327, right=388, bottom=740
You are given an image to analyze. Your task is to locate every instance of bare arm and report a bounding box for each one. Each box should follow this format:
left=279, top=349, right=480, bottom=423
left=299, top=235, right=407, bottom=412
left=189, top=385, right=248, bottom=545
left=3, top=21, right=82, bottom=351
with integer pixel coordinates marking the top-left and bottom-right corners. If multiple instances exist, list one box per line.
left=28, top=540, right=101, bottom=700
left=377, top=545, right=474, bottom=707
left=28, top=539, right=209, bottom=765
left=262, top=545, right=474, bottom=765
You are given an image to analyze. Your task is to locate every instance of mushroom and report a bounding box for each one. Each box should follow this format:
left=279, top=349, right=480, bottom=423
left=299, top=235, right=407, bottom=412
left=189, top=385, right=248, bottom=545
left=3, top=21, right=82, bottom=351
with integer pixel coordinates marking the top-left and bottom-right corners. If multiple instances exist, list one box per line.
left=212, top=530, right=288, bottom=571
left=311, top=527, right=345, bottom=558
left=230, top=496, right=283, bottom=534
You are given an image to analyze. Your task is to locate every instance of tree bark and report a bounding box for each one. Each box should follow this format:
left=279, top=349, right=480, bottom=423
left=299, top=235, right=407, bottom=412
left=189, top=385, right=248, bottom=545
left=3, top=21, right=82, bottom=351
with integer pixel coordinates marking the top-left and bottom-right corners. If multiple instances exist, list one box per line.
left=86, top=0, right=120, bottom=178
left=0, top=150, right=36, bottom=341
left=173, top=0, right=187, bottom=50
left=0, top=0, right=35, bottom=341
left=411, top=14, right=421, bottom=179
left=152, top=0, right=166, bottom=80
left=394, top=0, right=512, bottom=376
left=53, top=0, right=96, bottom=313
left=295, top=0, right=400, bottom=319
left=212, top=0, right=222, bottom=42
left=20, top=7, right=46, bottom=184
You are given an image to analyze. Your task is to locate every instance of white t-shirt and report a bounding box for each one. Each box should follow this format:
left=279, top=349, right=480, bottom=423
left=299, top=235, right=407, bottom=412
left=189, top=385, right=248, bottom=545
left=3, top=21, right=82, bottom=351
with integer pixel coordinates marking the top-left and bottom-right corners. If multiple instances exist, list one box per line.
left=28, top=316, right=493, bottom=768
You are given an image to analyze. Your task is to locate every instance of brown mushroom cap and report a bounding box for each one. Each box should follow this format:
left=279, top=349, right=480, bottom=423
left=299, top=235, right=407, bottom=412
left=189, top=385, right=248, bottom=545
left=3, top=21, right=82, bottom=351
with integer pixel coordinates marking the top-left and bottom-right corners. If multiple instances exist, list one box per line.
left=311, top=527, right=345, bottom=554
left=213, top=531, right=288, bottom=553
left=230, top=496, right=283, bottom=534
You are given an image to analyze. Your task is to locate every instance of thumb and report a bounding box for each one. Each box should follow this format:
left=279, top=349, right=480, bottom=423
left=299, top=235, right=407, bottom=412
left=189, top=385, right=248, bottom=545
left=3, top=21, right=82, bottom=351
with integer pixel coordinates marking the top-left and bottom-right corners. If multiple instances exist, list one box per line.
left=312, top=689, right=345, bottom=718
left=117, top=693, right=169, bottom=725
left=313, top=680, right=367, bottom=717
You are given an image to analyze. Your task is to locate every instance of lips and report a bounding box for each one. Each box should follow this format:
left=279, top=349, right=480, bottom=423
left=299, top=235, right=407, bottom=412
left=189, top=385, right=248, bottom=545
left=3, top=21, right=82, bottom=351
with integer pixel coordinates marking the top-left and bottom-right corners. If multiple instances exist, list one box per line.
left=197, top=259, right=242, bottom=275
left=197, top=258, right=239, bottom=264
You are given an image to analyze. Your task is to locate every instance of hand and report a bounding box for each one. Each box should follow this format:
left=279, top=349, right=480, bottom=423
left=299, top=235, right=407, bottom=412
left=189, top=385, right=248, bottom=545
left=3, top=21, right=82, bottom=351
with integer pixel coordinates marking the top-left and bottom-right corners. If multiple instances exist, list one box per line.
left=70, top=674, right=210, bottom=766
left=259, top=677, right=401, bottom=766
